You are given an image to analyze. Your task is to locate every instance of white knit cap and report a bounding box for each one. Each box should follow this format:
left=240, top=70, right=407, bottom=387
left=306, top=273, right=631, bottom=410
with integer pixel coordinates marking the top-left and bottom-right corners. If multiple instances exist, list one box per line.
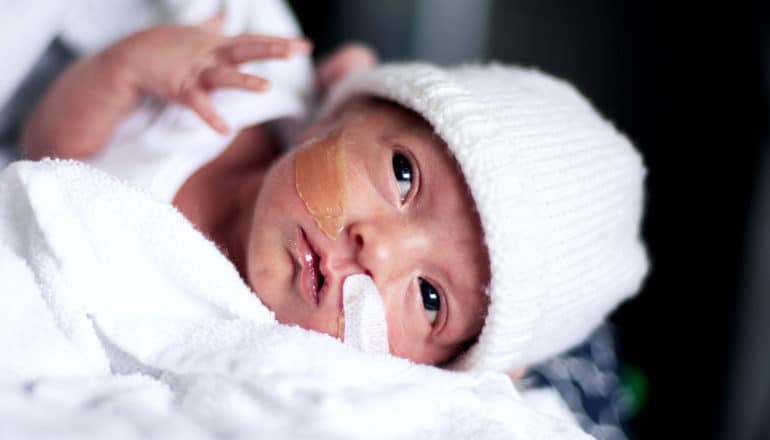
left=321, top=63, right=648, bottom=372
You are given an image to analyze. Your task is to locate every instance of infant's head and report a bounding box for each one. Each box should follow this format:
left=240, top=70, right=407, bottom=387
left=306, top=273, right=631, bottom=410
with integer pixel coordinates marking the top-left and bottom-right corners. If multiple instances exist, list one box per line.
left=245, top=63, right=648, bottom=372
left=244, top=95, right=490, bottom=365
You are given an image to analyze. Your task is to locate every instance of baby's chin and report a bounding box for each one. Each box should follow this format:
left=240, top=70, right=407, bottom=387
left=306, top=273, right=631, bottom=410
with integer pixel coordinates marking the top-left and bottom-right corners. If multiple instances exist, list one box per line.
left=278, top=313, right=341, bottom=342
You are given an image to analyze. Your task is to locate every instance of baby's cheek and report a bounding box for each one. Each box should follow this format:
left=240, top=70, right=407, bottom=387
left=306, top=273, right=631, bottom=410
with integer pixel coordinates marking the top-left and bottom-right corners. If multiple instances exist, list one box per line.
left=382, top=288, right=430, bottom=360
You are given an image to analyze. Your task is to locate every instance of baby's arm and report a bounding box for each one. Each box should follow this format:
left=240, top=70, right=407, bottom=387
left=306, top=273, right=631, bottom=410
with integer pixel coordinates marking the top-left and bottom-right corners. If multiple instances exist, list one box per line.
left=23, top=20, right=310, bottom=160
left=23, top=47, right=139, bottom=159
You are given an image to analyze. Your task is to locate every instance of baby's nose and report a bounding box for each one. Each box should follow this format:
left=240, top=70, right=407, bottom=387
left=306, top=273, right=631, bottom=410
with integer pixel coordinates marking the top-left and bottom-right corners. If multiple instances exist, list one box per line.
left=347, top=219, right=428, bottom=286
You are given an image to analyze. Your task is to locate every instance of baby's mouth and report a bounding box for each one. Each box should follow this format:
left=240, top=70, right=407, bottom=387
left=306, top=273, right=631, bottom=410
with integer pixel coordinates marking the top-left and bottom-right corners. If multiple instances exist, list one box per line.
left=300, top=228, right=326, bottom=306
left=317, top=266, right=326, bottom=294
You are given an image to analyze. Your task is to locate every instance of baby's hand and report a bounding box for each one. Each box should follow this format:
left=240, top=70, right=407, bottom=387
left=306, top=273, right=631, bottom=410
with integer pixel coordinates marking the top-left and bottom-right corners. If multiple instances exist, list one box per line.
left=108, top=18, right=312, bottom=133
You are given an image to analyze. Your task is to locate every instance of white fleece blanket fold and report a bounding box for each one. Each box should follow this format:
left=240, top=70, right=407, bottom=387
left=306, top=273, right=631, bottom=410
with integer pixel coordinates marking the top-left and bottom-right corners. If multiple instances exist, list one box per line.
left=0, top=160, right=591, bottom=439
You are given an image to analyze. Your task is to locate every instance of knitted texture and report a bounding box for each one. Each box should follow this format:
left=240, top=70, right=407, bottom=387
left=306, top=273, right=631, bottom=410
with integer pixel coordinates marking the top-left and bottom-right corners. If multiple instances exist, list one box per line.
left=321, top=63, right=648, bottom=372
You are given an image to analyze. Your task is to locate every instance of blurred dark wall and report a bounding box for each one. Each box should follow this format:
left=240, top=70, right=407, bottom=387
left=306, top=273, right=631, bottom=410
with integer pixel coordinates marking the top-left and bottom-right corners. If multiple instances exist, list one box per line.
left=287, top=0, right=418, bottom=61
left=289, top=1, right=769, bottom=438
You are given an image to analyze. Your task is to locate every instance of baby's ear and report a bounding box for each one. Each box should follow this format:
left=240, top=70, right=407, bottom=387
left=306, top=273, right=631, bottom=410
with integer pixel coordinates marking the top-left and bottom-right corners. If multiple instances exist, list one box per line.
left=316, top=43, right=378, bottom=92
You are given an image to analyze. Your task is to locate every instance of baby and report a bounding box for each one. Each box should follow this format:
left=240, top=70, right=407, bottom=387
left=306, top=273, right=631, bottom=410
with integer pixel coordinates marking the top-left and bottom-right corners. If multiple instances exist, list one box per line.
left=22, top=20, right=648, bottom=373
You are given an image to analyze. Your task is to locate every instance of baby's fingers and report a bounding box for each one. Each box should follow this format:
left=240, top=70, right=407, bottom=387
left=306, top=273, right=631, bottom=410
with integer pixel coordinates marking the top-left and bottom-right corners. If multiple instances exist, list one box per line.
left=219, top=36, right=312, bottom=64
left=181, top=89, right=229, bottom=134
left=201, top=66, right=268, bottom=92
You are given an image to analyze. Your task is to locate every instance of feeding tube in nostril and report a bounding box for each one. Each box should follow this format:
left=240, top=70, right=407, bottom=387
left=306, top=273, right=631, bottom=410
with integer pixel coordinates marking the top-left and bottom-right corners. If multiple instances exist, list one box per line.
left=295, top=128, right=349, bottom=240
left=340, top=274, right=389, bottom=354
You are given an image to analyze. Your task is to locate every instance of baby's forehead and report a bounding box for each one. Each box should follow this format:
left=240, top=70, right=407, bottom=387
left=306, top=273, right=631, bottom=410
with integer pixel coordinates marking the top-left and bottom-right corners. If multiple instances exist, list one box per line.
left=342, top=98, right=463, bottom=169
left=335, top=96, right=434, bottom=134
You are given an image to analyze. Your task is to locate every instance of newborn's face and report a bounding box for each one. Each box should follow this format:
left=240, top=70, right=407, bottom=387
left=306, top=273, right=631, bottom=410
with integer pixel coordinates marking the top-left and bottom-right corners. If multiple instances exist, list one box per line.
left=244, top=99, right=489, bottom=365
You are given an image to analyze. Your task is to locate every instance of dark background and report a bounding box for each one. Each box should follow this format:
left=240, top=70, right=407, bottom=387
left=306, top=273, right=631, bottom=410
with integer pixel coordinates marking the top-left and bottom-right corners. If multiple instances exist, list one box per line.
left=288, top=1, right=769, bottom=438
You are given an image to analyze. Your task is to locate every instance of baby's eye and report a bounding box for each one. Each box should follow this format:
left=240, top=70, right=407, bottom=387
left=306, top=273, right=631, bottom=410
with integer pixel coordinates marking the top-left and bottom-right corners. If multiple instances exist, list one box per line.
left=419, top=278, right=440, bottom=324
left=392, top=152, right=413, bottom=202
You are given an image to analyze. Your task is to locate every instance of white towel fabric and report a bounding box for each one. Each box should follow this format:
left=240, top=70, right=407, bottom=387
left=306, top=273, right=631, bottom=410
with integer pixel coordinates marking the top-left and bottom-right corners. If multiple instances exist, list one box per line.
left=0, top=159, right=592, bottom=439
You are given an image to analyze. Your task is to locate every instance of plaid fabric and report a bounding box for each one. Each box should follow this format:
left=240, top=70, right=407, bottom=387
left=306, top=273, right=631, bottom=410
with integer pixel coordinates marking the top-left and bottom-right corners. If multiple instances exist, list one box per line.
left=520, top=323, right=636, bottom=440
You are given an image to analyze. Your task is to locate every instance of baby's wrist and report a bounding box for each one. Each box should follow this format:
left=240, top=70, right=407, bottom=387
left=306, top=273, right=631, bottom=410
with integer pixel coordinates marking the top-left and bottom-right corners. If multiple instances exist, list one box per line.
left=97, top=42, right=142, bottom=102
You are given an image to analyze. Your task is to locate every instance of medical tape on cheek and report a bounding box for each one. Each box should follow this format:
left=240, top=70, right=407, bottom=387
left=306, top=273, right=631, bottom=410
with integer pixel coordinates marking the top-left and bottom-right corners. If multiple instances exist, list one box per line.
left=294, top=128, right=349, bottom=240
left=340, top=274, right=389, bottom=354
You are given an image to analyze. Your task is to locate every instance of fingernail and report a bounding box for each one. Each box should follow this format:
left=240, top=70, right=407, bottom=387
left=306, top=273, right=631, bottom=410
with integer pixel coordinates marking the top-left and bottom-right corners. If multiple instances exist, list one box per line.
left=291, top=39, right=313, bottom=54
left=248, top=76, right=266, bottom=89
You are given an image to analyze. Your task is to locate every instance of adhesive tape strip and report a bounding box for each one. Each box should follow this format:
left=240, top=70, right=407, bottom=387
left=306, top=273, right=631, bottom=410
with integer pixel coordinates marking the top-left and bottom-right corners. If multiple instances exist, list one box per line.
left=342, top=274, right=389, bottom=354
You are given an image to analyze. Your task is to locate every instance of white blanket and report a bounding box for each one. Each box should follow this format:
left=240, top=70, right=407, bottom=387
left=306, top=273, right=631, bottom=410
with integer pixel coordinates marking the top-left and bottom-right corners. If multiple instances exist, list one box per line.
left=0, top=160, right=591, bottom=439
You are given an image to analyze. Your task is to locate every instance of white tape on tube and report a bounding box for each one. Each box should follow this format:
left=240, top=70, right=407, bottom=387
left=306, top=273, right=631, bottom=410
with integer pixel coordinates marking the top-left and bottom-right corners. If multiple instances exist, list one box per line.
left=342, top=274, right=389, bottom=354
